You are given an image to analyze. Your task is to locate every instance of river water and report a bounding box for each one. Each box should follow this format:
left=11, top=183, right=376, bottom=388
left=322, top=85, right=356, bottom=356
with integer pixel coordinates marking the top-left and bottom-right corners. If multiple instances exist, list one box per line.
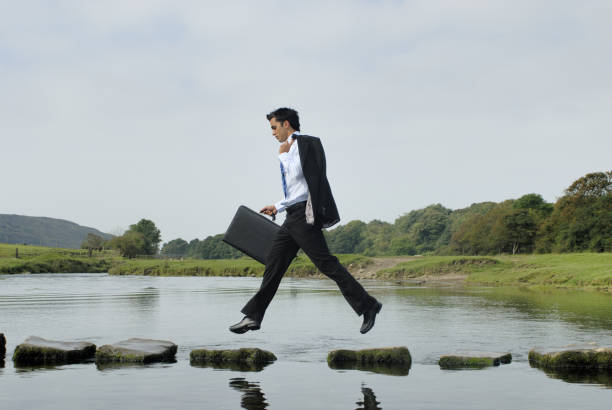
left=0, top=273, right=611, bottom=409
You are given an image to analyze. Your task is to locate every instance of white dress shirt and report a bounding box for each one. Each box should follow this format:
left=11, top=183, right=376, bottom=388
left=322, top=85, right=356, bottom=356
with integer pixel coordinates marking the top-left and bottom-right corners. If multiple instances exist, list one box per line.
left=274, top=132, right=309, bottom=213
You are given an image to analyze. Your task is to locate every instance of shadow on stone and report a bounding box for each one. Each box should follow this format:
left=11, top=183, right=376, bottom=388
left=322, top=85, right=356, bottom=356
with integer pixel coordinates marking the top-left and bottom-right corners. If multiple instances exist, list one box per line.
left=12, top=336, right=96, bottom=367
left=95, top=338, right=177, bottom=365
left=327, top=347, right=411, bottom=376
left=439, top=352, right=512, bottom=369
left=356, top=385, right=382, bottom=410
left=190, top=348, right=276, bottom=371
left=229, top=377, right=268, bottom=410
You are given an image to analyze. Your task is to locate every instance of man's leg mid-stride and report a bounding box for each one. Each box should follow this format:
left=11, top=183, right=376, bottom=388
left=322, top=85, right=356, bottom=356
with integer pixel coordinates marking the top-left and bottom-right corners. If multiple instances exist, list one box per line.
left=239, top=227, right=299, bottom=324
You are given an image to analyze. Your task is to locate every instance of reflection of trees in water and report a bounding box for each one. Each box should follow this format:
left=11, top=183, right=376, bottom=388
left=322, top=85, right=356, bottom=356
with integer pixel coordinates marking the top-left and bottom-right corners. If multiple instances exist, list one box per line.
left=229, top=378, right=268, bottom=410
left=393, top=287, right=612, bottom=331
left=125, top=287, right=160, bottom=311
left=356, top=385, right=382, bottom=410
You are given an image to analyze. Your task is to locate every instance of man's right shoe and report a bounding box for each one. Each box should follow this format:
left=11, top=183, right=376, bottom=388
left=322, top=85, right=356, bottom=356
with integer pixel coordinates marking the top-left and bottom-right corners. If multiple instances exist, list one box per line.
left=229, top=316, right=261, bottom=334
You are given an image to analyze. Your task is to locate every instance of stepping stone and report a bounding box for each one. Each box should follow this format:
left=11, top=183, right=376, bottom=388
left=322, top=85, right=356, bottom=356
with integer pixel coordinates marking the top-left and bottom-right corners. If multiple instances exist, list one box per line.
left=439, top=351, right=512, bottom=369
left=528, top=344, right=612, bottom=370
left=327, top=347, right=411, bottom=375
left=95, top=338, right=177, bottom=364
left=12, top=336, right=96, bottom=366
left=190, top=348, right=276, bottom=371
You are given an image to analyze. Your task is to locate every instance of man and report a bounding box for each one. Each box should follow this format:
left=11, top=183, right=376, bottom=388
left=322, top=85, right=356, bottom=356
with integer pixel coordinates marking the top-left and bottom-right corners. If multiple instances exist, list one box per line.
left=229, top=107, right=382, bottom=334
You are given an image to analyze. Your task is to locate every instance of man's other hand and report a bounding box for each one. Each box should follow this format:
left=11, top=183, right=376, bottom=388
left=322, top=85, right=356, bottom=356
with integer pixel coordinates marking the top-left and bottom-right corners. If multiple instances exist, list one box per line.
left=278, top=138, right=294, bottom=154
left=260, top=205, right=277, bottom=216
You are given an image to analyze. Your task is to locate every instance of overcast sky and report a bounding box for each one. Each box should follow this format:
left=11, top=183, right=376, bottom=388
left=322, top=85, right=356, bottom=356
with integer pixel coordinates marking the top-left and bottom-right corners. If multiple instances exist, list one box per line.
left=1, top=1, right=611, bottom=244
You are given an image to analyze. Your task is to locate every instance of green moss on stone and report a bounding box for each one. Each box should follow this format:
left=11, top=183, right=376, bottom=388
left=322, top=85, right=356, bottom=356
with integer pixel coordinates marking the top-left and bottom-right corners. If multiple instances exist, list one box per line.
left=12, top=337, right=96, bottom=366
left=327, top=347, right=411, bottom=366
left=190, top=348, right=276, bottom=370
left=95, top=338, right=177, bottom=364
left=439, top=352, right=512, bottom=369
left=529, top=346, right=612, bottom=370
left=440, top=357, right=494, bottom=369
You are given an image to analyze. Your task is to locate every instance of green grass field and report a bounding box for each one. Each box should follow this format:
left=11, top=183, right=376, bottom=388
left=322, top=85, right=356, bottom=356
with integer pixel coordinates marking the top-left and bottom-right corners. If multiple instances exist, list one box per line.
left=0, top=243, right=117, bottom=274
left=379, top=253, right=612, bottom=290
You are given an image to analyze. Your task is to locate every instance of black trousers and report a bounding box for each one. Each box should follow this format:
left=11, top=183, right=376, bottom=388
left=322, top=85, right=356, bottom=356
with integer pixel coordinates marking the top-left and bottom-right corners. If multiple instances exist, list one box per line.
left=241, top=202, right=377, bottom=323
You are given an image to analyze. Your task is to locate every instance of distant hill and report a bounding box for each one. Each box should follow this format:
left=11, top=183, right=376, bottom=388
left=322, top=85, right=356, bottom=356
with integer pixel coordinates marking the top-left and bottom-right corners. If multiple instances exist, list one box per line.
left=0, top=214, right=112, bottom=249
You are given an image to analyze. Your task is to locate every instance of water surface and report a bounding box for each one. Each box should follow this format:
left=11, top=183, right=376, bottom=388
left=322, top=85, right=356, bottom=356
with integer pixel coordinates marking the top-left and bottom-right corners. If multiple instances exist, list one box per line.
left=0, top=273, right=611, bottom=409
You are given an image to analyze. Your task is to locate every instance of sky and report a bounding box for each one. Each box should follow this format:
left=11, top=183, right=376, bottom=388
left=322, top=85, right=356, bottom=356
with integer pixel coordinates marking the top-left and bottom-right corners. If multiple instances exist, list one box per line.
left=1, top=1, right=611, bottom=244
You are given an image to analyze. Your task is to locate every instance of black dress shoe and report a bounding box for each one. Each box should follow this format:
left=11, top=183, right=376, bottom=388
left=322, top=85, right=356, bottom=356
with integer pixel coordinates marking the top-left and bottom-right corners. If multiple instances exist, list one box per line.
left=229, top=316, right=261, bottom=334
left=360, top=301, right=382, bottom=334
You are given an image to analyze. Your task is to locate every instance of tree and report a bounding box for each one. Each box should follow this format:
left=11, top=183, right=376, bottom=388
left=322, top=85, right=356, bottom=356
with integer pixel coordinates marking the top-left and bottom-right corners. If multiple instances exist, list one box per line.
left=130, top=219, right=161, bottom=255
left=81, top=233, right=104, bottom=250
left=109, top=231, right=146, bottom=258
left=326, top=220, right=367, bottom=254
left=513, top=193, right=553, bottom=216
left=161, top=238, right=189, bottom=257
left=535, top=171, right=612, bottom=253
left=564, top=171, right=612, bottom=199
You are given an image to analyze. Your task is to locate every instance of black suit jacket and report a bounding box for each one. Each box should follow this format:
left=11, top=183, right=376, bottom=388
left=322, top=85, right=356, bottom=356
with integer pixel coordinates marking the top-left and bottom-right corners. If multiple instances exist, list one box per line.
left=295, top=135, right=340, bottom=228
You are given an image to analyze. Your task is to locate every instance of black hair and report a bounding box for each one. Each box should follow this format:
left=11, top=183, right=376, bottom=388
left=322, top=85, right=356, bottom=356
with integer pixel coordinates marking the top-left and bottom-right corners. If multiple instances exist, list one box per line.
left=266, top=107, right=300, bottom=131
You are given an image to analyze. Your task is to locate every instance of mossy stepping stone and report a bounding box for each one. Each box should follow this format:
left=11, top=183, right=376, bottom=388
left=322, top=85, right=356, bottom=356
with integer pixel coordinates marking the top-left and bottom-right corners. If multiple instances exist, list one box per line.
left=528, top=344, right=612, bottom=370
left=190, top=348, right=276, bottom=371
left=439, top=351, right=512, bottom=369
left=327, top=347, right=412, bottom=375
left=95, top=338, right=177, bottom=364
left=12, top=336, right=96, bottom=366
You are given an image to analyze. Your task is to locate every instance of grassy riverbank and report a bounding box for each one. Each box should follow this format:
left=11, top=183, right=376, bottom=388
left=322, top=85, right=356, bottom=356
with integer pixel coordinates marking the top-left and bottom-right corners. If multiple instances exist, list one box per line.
left=378, top=253, right=612, bottom=290
left=107, top=254, right=373, bottom=277
left=2, top=243, right=610, bottom=290
left=0, top=243, right=372, bottom=277
left=0, top=244, right=114, bottom=273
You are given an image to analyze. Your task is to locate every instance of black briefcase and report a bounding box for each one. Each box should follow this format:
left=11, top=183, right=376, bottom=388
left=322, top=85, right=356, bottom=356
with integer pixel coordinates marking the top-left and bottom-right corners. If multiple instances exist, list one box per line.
left=223, top=205, right=280, bottom=265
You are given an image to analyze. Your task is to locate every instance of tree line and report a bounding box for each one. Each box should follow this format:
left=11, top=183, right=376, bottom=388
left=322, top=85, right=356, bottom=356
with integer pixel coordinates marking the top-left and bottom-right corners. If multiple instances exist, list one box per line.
left=325, top=171, right=612, bottom=255
left=87, top=171, right=612, bottom=259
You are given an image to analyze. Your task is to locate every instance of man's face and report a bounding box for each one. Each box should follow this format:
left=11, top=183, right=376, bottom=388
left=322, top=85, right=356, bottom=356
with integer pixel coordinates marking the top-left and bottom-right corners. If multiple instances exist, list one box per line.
left=270, top=118, right=290, bottom=143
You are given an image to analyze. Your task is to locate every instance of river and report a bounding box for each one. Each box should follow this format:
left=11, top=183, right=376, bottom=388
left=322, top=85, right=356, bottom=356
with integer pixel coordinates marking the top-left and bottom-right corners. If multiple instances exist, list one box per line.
left=0, top=273, right=611, bottom=409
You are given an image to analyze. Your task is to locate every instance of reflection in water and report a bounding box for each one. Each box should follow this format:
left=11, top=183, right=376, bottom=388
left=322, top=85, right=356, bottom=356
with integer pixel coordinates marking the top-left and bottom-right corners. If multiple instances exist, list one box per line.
left=328, top=361, right=410, bottom=376
left=126, top=287, right=160, bottom=310
left=191, top=362, right=270, bottom=372
left=356, top=385, right=382, bottom=410
left=539, top=369, right=612, bottom=388
left=229, top=378, right=268, bottom=410
left=95, top=359, right=177, bottom=372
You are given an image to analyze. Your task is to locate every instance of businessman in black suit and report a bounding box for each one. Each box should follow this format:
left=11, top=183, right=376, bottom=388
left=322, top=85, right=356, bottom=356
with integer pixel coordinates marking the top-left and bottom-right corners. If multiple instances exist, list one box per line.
left=230, top=107, right=382, bottom=334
